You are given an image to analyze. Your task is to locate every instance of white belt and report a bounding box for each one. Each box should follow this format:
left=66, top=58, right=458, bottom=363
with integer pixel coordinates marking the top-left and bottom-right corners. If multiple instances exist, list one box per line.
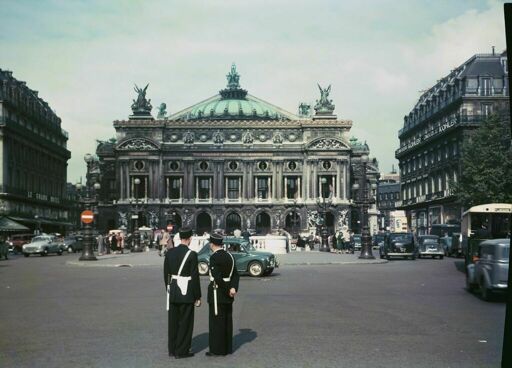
left=209, top=276, right=231, bottom=282
left=172, top=275, right=191, bottom=281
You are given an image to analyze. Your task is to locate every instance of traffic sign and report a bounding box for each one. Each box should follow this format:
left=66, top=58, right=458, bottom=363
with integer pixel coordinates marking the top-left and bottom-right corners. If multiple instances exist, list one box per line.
left=81, top=210, right=94, bottom=224
left=166, top=224, right=173, bottom=231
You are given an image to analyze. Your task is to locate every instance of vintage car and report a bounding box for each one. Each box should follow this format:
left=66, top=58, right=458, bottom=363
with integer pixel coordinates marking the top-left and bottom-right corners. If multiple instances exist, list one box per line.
left=197, top=237, right=278, bottom=277
left=441, top=233, right=462, bottom=257
left=351, top=234, right=362, bottom=252
left=7, top=233, right=35, bottom=254
left=382, top=232, right=416, bottom=260
left=466, top=239, right=509, bottom=301
left=372, top=234, right=385, bottom=250
left=417, top=235, right=444, bottom=259
left=62, top=235, right=83, bottom=253
left=22, top=235, right=63, bottom=257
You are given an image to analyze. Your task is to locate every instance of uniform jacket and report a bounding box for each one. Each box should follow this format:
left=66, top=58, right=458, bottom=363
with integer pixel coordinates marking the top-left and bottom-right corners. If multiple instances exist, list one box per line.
left=164, top=244, right=201, bottom=304
left=207, top=249, right=240, bottom=304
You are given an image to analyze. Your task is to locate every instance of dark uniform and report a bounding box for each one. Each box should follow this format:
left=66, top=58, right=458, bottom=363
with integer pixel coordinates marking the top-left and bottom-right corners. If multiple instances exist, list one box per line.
left=207, top=235, right=240, bottom=356
left=163, top=228, right=201, bottom=358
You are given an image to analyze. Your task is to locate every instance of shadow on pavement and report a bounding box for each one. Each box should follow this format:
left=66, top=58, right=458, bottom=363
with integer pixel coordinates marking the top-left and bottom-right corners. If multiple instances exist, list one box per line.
left=454, top=260, right=465, bottom=273
left=191, top=332, right=208, bottom=353
left=233, top=328, right=257, bottom=352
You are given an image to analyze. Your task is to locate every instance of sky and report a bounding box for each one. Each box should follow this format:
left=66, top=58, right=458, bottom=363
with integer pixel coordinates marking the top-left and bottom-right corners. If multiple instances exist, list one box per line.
left=0, top=0, right=508, bottom=183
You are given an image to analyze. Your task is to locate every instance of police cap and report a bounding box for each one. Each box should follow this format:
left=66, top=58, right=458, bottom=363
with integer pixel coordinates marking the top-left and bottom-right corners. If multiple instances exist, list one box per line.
left=209, top=232, right=223, bottom=245
left=179, top=227, right=193, bottom=239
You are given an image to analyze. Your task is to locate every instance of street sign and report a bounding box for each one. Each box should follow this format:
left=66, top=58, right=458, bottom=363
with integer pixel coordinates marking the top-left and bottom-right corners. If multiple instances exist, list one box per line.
left=81, top=210, right=94, bottom=224
left=166, top=224, right=173, bottom=231
left=131, top=215, right=139, bottom=219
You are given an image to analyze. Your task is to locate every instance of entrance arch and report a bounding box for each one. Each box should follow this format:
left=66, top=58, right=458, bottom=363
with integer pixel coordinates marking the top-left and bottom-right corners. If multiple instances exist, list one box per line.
left=225, top=212, right=242, bottom=235
left=256, top=212, right=271, bottom=235
left=285, top=212, right=301, bottom=236
left=196, top=212, right=212, bottom=235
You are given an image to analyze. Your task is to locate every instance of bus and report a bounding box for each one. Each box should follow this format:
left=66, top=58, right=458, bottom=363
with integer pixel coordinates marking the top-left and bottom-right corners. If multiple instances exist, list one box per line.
left=461, top=203, right=511, bottom=267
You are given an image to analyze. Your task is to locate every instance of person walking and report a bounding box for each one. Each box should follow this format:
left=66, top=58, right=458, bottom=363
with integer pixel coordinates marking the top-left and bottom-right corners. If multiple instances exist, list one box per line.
left=163, top=227, right=201, bottom=359
left=110, top=233, right=118, bottom=253
left=160, top=230, right=171, bottom=256
left=206, top=232, right=240, bottom=357
left=97, top=233, right=104, bottom=255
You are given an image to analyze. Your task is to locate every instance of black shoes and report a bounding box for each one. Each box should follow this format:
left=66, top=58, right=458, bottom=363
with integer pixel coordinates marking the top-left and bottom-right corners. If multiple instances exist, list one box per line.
left=175, top=352, right=194, bottom=359
left=205, top=351, right=225, bottom=357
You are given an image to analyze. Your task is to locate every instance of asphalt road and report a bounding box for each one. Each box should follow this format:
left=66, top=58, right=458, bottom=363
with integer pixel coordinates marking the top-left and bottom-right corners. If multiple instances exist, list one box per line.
left=0, top=252, right=505, bottom=368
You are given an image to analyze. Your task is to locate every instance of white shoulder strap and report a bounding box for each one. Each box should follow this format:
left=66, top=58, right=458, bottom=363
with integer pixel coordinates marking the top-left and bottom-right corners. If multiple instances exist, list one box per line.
left=227, top=252, right=235, bottom=278
left=177, top=250, right=192, bottom=276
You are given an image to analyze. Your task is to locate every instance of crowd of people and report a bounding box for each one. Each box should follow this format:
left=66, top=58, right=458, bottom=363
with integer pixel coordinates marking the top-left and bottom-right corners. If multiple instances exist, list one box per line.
left=295, top=225, right=356, bottom=254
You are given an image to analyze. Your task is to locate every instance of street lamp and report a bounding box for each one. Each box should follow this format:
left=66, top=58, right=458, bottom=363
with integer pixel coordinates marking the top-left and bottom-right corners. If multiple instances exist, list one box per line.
left=291, top=199, right=300, bottom=237
left=131, top=177, right=142, bottom=252
left=34, top=215, right=41, bottom=235
left=352, top=154, right=376, bottom=259
left=317, top=177, right=332, bottom=252
left=75, top=153, right=101, bottom=261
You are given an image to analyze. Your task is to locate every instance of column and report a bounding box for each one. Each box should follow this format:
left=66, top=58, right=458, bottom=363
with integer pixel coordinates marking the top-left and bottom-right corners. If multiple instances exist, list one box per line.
left=119, top=162, right=124, bottom=200
left=144, top=177, right=148, bottom=200
left=304, top=160, right=309, bottom=200
left=343, top=163, right=348, bottom=200
left=313, top=162, right=318, bottom=199
left=126, top=163, right=130, bottom=199
left=298, top=176, right=302, bottom=200
left=179, top=177, right=183, bottom=200
left=271, top=162, right=277, bottom=200
left=268, top=176, right=272, bottom=200
left=284, top=177, right=288, bottom=200
left=218, top=162, right=224, bottom=200
left=166, top=177, right=170, bottom=199
left=238, top=177, right=242, bottom=201
left=242, top=162, right=248, bottom=199
left=336, top=161, right=342, bottom=199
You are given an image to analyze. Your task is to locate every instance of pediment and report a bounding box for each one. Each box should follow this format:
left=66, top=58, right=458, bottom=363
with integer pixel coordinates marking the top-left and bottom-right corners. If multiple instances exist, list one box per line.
left=117, top=138, right=159, bottom=151
left=307, top=138, right=350, bottom=150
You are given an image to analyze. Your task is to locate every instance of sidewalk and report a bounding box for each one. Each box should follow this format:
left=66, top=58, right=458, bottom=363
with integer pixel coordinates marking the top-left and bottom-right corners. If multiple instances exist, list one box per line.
left=66, top=249, right=387, bottom=268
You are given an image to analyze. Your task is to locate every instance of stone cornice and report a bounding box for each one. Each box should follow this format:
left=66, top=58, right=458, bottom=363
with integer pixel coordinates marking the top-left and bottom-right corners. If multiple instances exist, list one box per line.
left=113, top=118, right=352, bottom=129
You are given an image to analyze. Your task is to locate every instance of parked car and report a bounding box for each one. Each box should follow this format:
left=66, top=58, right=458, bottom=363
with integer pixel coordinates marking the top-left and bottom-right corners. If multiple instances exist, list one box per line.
left=382, top=232, right=416, bottom=260
left=466, top=239, right=509, bottom=301
left=417, top=235, right=444, bottom=259
left=7, top=233, right=35, bottom=254
left=197, top=237, right=278, bottom=277
left=62, top=235, right=83, bottom=253
left=351, top=234, right=362, bottom=252
left=441, top=233, right=462, bottom=257
left=372, top=234, right=386, bottom=250
left=22, top=235, right=63, bottom=257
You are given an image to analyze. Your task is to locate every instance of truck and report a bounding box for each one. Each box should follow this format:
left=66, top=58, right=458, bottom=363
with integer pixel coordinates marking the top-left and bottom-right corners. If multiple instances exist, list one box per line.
left=389, top=210, right=408, bottom=233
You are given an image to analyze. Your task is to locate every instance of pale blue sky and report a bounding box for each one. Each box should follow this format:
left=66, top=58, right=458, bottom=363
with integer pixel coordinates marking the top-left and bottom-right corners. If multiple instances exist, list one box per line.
left=0, top=0, right=507, bottom=182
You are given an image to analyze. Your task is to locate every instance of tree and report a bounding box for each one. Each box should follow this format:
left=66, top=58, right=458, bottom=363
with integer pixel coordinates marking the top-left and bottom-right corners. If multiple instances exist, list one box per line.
left=453, top=113, right=512, bottom=208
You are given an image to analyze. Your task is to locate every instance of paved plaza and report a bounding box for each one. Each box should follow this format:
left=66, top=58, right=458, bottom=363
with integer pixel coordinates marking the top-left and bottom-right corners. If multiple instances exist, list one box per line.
left=0, top=250, right=505, bottom=368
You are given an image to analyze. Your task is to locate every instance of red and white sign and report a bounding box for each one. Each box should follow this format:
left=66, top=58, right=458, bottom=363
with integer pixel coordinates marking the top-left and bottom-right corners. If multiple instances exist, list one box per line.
left=166, top=224, right=173, bottom=232
left=81, top=210, right=94, bottom=224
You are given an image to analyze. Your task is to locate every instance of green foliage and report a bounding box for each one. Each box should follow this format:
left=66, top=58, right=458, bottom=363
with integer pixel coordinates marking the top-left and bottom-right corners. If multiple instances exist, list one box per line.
left=453, top=114, right=512, bottom=208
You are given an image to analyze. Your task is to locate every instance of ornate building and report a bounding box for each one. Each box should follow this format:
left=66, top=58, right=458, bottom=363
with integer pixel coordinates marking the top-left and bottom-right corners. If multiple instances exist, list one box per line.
left=0, top=69, right=72, bottom=233
left=395, top=50, right=509, bottom=235
left=95, top=65, right=379, bottom=235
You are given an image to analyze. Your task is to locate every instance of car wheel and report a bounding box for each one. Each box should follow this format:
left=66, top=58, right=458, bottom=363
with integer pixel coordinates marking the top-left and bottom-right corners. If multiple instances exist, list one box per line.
left=248, top=261, right=263, bottom=277
left=67, top=246, right=73, bottom=253
left=411, top=255, right=416, bottom=260
left=466, top=273, right=476, bottom=292
left=198, top=262, right=209, bottom=276
left=439, top=255, right=444, bottom=260
left=24, top=253, right=29, bottom=257
left=57, top=249, right=63, bottom=256
left=418, top=254, right=421, bottom=259
left=42, top=249, right=48, bottom=256
left=479, top=278, right=493, bottom=301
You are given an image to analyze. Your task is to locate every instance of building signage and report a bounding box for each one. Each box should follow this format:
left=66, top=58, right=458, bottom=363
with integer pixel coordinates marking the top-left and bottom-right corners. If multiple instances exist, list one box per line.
left=396, top=118, right=457, bottom=156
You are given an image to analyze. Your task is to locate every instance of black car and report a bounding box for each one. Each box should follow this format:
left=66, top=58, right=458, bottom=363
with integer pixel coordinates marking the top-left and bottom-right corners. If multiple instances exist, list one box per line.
left=382, top=232, right=416, bottom=260
left=62, top=235, right=83, bottom=253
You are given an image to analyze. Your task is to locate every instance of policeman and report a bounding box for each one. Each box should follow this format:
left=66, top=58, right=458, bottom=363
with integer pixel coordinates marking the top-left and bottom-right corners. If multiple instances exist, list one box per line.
left=206, top=232, right=240, bottom=356
left=163, top=227, right=201, bottom=359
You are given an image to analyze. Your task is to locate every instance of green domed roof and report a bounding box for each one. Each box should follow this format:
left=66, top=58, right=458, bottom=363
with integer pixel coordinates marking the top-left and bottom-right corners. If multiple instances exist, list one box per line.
left=168, top=64, right=299, bottom=121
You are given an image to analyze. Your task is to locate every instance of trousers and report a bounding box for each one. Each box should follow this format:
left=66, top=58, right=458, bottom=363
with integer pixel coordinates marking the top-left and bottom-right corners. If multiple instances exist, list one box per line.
left=208, top=302, right=233, bottom=355
left=168, top=303, right=194, bottom=356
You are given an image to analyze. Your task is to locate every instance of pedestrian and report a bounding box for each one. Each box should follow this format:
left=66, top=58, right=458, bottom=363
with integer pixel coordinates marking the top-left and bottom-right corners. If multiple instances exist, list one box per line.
left=163, top=227, right=201, bottom=359
left=97, top=233, right=104, bottom=255
left=160, top=230, right=170, bottom=256
left=119, top=232, right=125, bottom=254
left=110, top=233, right=118, bottom=253
left=206, top=232, right=240, bottom=357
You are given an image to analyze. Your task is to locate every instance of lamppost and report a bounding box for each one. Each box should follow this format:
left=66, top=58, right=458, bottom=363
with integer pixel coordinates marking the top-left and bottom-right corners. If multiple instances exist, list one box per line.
left=291, top=199, right=300, bottom=237
left=34, top=215, right=41, bottom=235
left=317, top=177, right=332, bottom=252
left=131, top=178, right=142, bottom=252
left=352, top=154, right=376, bottom=259
left=76, top=153, right=101, bottom=261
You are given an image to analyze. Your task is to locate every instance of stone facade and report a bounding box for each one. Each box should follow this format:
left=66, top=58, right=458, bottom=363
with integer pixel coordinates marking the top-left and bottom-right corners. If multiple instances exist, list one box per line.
left=395, top=51, right=509, bottom=235
left=95, top=66, right=379, bottom=236
left=0, top=69, right=71, bottom=233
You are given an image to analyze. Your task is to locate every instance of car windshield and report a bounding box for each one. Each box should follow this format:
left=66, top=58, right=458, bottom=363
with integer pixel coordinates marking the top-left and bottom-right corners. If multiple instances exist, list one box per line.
left=354, top=235, right=361, bottom=241
left=32, top=236, right=49, bottom=242
left=390, top=234, right=412, bottom=242
left=374, top=235, right=385, bottom=242
left=499, top=245, right=510, bottom=260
